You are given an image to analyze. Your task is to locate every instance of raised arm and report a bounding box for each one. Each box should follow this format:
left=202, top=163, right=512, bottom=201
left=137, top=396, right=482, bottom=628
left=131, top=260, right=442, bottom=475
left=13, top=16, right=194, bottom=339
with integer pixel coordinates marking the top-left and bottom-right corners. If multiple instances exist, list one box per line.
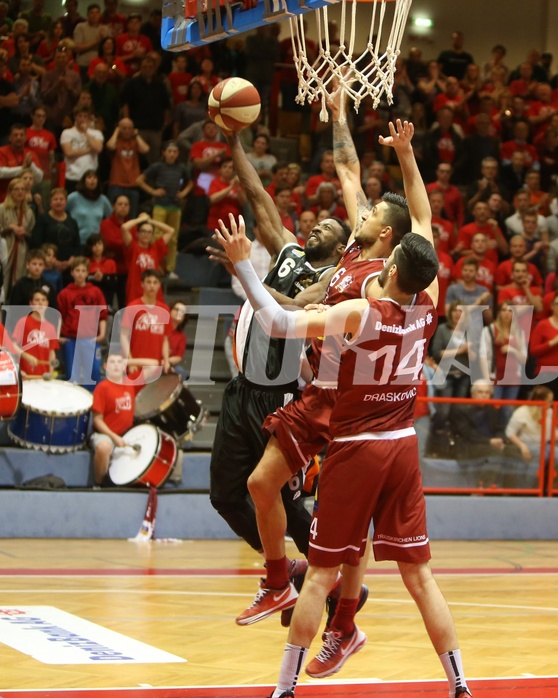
left=226, top=131, right=295, bottom=256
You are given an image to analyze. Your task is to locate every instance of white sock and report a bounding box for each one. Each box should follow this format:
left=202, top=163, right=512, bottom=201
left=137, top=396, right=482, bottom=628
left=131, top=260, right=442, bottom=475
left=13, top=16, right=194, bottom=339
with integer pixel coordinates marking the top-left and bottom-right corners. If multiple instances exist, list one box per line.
left=439, top=649, right=469, bottom=698
left=272, top=643, right=308, bottom=697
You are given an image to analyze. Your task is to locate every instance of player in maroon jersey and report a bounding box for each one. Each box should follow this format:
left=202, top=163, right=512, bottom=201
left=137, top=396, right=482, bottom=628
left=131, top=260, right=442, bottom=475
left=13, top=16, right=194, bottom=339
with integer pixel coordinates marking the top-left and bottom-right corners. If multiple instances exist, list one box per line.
left=218, top=120, right=470, bottom=698
left=216, top=122, right=472, bottom=698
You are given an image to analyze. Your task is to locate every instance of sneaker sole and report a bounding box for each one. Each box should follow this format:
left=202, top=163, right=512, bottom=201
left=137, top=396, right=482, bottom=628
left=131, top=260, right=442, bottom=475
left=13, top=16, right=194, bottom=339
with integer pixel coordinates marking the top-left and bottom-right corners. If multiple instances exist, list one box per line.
left=305, top=633, right=367, bottom=678
left=236, top=596, right=298, bottom=626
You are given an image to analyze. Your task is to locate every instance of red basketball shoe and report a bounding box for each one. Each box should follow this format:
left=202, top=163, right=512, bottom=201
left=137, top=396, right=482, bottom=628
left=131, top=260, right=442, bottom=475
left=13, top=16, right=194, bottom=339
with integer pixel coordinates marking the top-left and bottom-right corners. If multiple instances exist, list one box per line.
left=305, top=625, right=367, bottom=678
left=236, top=579, right=298, bottom=625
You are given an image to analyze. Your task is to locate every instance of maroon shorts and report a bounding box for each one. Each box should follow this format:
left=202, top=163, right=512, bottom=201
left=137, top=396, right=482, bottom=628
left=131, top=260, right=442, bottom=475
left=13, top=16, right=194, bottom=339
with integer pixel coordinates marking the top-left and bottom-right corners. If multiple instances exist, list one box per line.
left=263, top=383, right=337, bottom=475
left=308, top=433, right=431, bottom=568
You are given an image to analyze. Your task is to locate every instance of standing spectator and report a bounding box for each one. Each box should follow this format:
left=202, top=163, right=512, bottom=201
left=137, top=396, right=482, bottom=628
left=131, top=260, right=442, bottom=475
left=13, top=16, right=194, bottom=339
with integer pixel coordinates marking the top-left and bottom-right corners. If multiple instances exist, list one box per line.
left=453, top=233, right=496, bottom=292
left=0, top=122, right=43, bottom=202
left=25, top=104, right=57, bottom=202
left=305, top=150, right=341, bottom=207
left=140, top=9, right=162, bottom=53
left=463, top=114, right=502, bottom=183
left=84, top=61, right=119, bottom=137
left=120, top=212, right=173, bottom=304
left=173, top=80, right=207, bottom=138
left=529, top=307, right=558, bottom=396
left=243, top=26, right=278, bottom=125
left=192, top=56, right=219, bottom=95
left=445, top=257, right=492, bottom=319
left=90, top=352, right=135, bottom=485
left=60, top=106, right=104, bottom=192
left=415, top=60, right=447, bottom=123
left=432, top=75, right=468, bottom=126
left=432, top=227, right=453, bottom=322
left=0, top=56, right=18, bottom=144
left=31, top=187, right=80, bottom=275
left=168, top=300, right=188, bottom=380
left=272, top=185, right=296, bottom=235
left=495, top=234, right=543, bottom=291
left=508, top=62, right=539, bottom=101
left=500, top=120, right=539, bottom=171
left=245, top=133, right=276, bottom=188
left=424, top=106, right=466, bottom=183
left=437, top=30, right=474, bottom=80
left=73, top=3, right=108, bottom=81
left=57, top=255, right=107, bottom=389
left=429, top=189, right=455, bottom=254
left=57, top=0, right=85, bottom=40
left=66, top=169, right=111, bottom=246
left=11, top=56, right=41, bottom=124
left=39, top=44, right=82, bottom=137
left=36, top=19, right=64, bottom=64
left=85, top=231, right=116, bottom=305
left=482, top=44, right=510, bottom=85
left=536, top=127, right=558, bottom=192
left=505, top=189, right=548, bottom=238
left=86, top=35, right=126, bottom=86
left=136, top=140, right=192, bottom=279
left=466, top=156, right=509, bottom=212
left=497, top=259, right=543, bottom=323
left=11, top=288, right=59, bottom=379
left=115, top=12, right=152, bottom=77
left=206, top=157, right=246, bottom=234
left=425, top=162, right=464, bottom=229
left=100, top=0, right=126, bottom=38
left=500, top=150, right=529, bottom=196
left=99, top=194, right=130, bottom=308
left=481, top=301, right=527, bottom=403
left=189, top=119, right=231, bottom=194
left=105, top=117, right=148, bottom=217
left=523, top=170, right=551, bottom=217
left=120, top=268, right=171, bottom=385
left=0, top=177, right=35, bottom=296
left=8, top=246, right=57, bottom=307
left=455, top=201, right=508, bottom=264
left=120, top=55, right=170, bottom=165
left=168, top=53, right=192, bottom=106
left=8, top=32, right=45, bottom=77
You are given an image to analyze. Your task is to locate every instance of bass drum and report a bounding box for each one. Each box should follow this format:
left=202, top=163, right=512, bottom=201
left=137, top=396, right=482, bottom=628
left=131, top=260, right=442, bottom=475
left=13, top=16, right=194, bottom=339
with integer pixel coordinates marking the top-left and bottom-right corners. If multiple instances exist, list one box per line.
left=109, top=423, right=177, bottom=488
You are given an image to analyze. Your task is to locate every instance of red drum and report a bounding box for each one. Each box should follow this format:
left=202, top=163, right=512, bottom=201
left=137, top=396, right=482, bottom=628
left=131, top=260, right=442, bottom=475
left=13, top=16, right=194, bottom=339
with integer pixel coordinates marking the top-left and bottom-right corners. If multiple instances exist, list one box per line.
left=134, top=373, right=207, bottom=445
left=0, top=350, right=22, bottom=421
left=109, top=424, right=177, bottom=488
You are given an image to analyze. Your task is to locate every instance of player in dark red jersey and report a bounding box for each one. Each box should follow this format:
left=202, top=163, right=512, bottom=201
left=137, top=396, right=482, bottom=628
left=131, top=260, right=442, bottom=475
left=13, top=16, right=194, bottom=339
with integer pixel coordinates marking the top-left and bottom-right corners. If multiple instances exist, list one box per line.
left=216, top=120, right=472, bottom=697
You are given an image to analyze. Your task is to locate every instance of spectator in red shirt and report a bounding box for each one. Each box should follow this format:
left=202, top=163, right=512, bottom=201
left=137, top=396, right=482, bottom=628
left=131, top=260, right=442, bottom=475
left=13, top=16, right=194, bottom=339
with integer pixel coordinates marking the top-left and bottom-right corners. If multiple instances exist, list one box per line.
left=57, top=256, right=107, bottom=389
left=90, top=352, right=135, bottom=484
left=309, top=181, right=347, bottom=221
left=453, top=233, right=496, bottom=292
left=100, top=194, right=131, bottom=307
left=272, top=184, right=297, bottom=235
left=169, top=300, right=188, bottom=380
left=87, top=36, right=127, bottom=85
left=11, top=287, right=59, bottom=378
left=25, top=104, right=57, bottom=200
left=456, top=201, right=508, bottom=263
left=121, top=212, right=173, bottom=304
left=85, top=232, right=117, bottom=305
left=425, top=162, right=464, bottom=228
left=190, top=119, right=231, bottom=195
left=206, top=157, right=247, bottom=233
left=429, top=188, right=455, bottom=254
left=168, top=53, right=192, bottom=106
left=193, top=56, right=220, bottom=95
left=305, top=150, right=341, bottom=207
left=497, top=259, right=543, bottom=331
left=528, top=294, right=558, bottom=396
left=120, top=268, right=171, bottom=386
left=100, top=0, right=127, bottom=38
left=500, top=120, right=539, bottom=171
left=424, top=105, right=467, bottom=183
left=0, top=122, right=43, bottom=202
left=495, top=234, right=543, bottom=291
left=432, top=227, right=453, bottom=321
left=36, top=19, right=64, bottom=64
left=115, top=13, right=152, bottom=77
left=105, top=117, right=149, bottom=218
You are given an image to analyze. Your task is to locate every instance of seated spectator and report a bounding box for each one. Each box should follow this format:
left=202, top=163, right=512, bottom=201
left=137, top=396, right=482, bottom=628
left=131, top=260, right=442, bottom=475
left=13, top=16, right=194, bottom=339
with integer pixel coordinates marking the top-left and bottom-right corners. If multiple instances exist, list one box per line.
left=193, top=56, right=220, bottom=95
left=523, top=169, right=551, bottom=217
left=425, top=162, right=464, bottom=229
left=99, top=194, right=131, bottom=308
left=500, top=120, right=539, bottom=171
left=40, top=241, right=63, bottom=292
left=0, top=177, right=35, bottom=298
left=433, top=75, right=468, bottom=126
left=90, top=352, right=135, bottom=485
left=140, top=9, right=162, bottom=53
left=295, top=209, right=316, bottom=247
left=480, top=301, right=527, bottom=404
left=189, top=119, right=231, bottom=195
left=245, top=133, right=276, bottom=189
left=60, top=106, right=104, bottom=192
left=39, top=44, right=82, bottom=137
left=206, top=157, right=247, bottom=235
left=424, top=106, right=467, bottom=183
left=536, top=126, right=558, bottom=192
left=304, top=150, right=340, bottom=207
left=31, top=187, right=80, bottom=276
left=11, top=287, right=59, bottom=379
left=168, top=300, right=188, bottom=381
left=120, top=269, right=170, bottom=386
left=8, top=247, right=57, bottom=307
left=508, top=61, right=539, bottom=100
left=449, top=380, right=520, bottom=459
left=432, top=227, right=454, bottom=322
left=453, top=234, right=496, bottom=292
left=115, top=12, right=152, bottom=77
left=495, top=234, right=543, bottom=291
left=173, top=80, right=207, bottom=138
left=429, top=189, right=455, bottom=254
left=486, top=192, right=510, bottom=231
left=519, top=209, right=549, bottom=273
left=121, top=212, right=173, bottom=304
left=455, top=201, right=508, bottom=263
left=465, top=156, right=509, bottom=212
left=364, top=176, right=383, bottom=208
left=445, top=257, right=492, bottom=320
left=505, top=189, right=548, bottom=238
left=168, top=52, right=192, bottom=106
left=66, top=169, right=112, bottom=247
left=20, top=166, right=42, bottom=216
left=272, top=184, right=296, bottom=235
left=505, top=386, right=556, bottom=470
left=0, top=122, right=43, bottom=202
left=528, top=295, right=558, bottom=396
left=87, top=36, right=126, bottom=86
left=497, top=260, right=543, bottom=329
left=25, top=105, right=57, bottom=202
left=500, top=150, right=529, bottom=195
left=85, top=232, right=116, bottom=305
left=136, top=140, right=192, bottom=279
left=57, top=255, right=107, bottom=389
left=8, top=32, right=46, bottom=77
left=105, top=117, right=148, bottom=218
left=36, top=19, right=64, bottom=64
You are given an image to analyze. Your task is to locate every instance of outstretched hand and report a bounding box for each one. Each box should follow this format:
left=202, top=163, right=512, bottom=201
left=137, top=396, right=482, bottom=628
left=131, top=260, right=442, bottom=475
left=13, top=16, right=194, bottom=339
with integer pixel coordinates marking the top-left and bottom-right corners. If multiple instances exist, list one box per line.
left=213, top=213, right=251, bottom=264
left=378, top=119, right=414, bottom=150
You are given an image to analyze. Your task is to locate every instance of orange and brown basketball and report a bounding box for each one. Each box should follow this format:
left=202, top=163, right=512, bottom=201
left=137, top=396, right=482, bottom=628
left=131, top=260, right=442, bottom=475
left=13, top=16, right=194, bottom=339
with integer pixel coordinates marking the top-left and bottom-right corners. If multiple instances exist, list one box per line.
left=208, top=77, right=261, bottom=132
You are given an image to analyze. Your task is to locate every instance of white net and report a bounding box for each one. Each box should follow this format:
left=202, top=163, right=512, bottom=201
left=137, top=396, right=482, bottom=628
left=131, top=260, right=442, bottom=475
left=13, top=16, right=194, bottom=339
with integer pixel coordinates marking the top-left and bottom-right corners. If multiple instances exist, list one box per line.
left=289, top=0, right=413, bottom=123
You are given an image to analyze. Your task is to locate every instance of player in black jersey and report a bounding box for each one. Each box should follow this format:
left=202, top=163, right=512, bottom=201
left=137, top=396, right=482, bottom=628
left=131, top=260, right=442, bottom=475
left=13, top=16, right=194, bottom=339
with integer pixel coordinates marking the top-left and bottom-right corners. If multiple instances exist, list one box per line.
left=208, top=132, right=350, bottom=620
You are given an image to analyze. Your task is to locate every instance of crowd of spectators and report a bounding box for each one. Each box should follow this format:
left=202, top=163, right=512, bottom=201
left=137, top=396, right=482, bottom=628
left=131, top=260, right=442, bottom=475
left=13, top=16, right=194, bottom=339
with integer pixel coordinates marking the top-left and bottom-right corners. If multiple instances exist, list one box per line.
left=1, top=6, right=558, bottom=486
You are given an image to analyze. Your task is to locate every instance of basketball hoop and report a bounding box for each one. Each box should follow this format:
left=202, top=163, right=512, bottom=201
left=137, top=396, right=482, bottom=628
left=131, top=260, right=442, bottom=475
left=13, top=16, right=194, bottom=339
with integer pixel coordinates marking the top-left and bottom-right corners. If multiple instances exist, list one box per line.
left=289, top=0, right=413, bottom=123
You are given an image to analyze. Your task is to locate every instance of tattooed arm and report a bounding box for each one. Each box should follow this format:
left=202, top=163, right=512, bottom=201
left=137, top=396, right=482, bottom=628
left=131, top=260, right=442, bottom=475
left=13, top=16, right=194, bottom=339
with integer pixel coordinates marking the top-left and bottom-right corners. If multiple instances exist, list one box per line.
left=330, top=95, right=367, bottom=240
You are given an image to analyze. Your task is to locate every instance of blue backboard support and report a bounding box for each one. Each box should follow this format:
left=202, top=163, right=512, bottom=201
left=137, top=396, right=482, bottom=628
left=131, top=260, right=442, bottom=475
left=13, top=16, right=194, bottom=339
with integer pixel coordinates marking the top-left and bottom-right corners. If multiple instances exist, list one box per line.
left=161, top=0, right=338, bottom=51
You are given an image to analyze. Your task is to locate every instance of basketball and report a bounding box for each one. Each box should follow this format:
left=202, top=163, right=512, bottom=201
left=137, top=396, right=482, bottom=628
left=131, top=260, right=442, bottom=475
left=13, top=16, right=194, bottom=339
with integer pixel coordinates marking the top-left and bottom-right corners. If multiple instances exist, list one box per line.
left=208, top=78, right=261, bottom=132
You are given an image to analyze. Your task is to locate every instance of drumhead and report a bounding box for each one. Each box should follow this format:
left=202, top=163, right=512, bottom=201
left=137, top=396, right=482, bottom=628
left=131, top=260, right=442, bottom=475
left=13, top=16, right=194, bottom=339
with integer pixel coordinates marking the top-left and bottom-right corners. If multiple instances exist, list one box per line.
left=135, top=374, right=182, bottom=419
left=0, top=350, right=19, bottom=387
left=109, top=423, right=159, bottom=485
left=21, top=380, right=93, bottom=415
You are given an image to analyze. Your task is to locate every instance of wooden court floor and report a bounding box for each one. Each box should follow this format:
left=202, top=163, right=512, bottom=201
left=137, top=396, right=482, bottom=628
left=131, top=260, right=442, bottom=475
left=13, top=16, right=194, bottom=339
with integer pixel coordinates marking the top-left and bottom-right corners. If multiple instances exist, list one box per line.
left=0, top=539, right=557, bottom=697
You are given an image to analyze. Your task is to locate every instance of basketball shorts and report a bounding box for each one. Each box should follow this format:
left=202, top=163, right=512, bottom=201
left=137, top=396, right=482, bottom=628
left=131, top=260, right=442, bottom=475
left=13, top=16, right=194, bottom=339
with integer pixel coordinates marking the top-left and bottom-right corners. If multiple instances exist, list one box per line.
left=308, top=433, right=431, bottom=568
left=263, top=382, right=337, bottom=475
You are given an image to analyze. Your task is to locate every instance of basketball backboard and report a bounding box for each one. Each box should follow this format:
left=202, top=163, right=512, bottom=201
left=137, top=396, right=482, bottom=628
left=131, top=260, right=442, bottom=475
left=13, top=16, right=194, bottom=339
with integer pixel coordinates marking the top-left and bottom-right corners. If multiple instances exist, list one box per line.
left=161, top=0, right=336, bottom=52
